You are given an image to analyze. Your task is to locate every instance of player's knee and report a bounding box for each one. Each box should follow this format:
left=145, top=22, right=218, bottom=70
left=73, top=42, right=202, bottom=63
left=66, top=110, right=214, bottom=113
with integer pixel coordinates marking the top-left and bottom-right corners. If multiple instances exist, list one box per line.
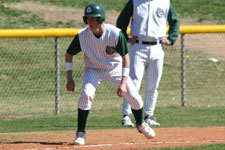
left=78, top=93, right=93, bottom=110
left=82, top=92, right=94, bottom=101
left=130, top=102, right=143, bottom=110
left=129, top=96, right=143, bottom=110
left=146, top=86, right=158, bottom=94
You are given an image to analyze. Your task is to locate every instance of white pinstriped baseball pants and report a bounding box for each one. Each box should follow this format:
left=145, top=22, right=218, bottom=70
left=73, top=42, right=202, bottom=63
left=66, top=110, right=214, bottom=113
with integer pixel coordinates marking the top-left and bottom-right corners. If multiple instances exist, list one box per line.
left=123, top=43, right=164, bottom=117
left=78, top=66, right=143, bottom=111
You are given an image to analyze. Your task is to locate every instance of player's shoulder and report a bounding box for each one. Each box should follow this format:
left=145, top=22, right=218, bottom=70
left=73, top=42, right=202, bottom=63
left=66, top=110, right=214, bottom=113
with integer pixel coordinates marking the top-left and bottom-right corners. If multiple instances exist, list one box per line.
left=155, top=0, right=170, bottom=6
left=104, top=23, right=121, bottom=36
left=78, top=27, right=89, bottom=35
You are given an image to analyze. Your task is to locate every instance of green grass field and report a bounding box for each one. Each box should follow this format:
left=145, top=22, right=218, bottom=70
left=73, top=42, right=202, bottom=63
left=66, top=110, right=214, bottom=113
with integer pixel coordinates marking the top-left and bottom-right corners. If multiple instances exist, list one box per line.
left=0, top=106, right=225, bottom=133
left=0, top=0, right=225, bottom=149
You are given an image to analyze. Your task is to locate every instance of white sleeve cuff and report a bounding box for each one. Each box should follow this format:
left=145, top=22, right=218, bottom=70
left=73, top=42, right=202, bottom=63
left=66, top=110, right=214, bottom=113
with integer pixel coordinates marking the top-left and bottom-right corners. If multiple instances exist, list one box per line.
left=65, top=62, right=73, bottom=71
left=122, top=68, right=130, bottom=77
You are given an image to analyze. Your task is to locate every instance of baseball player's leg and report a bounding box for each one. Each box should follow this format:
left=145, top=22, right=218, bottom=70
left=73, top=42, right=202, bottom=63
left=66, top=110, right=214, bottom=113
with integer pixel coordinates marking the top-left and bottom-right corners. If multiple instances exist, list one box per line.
left=144, top=60, right=161, bottom=117
left=144, top=55, right=164, bottom=127
left=107, top=69, right=155, bottom=138
left=75, top=68, right=103, bottom=145
left=125, top=77, right=144, bottom=109
left=126, top=77, right=155, bottom=139
left=78, top=68, right=102, bottom=110
left=122, top=44, right=147, bottom=126
left=122, top=98, right=132, bottom=116
left=107, top=68, right=143, bottom=119
left=107, top=67, right=143, bottom=115
left=129, top=43, right=147, bottom=91
left=121, top=99, right=134, bottom=127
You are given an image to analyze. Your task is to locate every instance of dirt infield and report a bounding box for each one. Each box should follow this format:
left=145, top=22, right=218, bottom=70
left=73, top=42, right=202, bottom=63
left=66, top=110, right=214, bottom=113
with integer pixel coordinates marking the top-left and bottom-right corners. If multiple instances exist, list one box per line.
left=1, top=127, right=225, bottom=150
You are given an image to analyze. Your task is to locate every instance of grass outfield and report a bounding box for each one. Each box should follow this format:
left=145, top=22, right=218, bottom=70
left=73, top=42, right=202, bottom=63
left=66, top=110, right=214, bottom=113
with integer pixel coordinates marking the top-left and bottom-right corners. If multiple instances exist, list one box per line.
left=0, top=106, right=225, bottom=149
left=0, top=106, right=224, bottom=133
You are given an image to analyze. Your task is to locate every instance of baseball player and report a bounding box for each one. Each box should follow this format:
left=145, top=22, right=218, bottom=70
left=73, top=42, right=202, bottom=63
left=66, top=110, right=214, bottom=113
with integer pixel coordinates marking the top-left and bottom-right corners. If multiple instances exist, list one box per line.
left=65, top=3, right=155, bottom=145
left=116, top=0, right=180, bottom=127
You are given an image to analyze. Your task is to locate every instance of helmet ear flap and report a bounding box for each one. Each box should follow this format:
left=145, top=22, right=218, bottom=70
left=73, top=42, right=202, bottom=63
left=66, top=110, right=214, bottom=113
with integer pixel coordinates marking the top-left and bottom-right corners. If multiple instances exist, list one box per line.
left=83, top=16, right=88, bottom=24
left=99, top=17, right=105, bottom=24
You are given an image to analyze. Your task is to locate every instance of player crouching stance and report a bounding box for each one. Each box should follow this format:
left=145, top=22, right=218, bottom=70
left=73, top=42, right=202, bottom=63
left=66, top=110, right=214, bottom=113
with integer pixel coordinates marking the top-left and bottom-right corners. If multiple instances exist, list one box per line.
left=65, top=3, right=155, bottom=145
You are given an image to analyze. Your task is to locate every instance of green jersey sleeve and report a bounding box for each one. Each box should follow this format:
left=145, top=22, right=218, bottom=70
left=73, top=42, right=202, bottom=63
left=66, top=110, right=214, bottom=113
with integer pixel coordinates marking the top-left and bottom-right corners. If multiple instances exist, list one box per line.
left=167, top=3, right=180, bottom=45
left=66, top=34, right=82, bottom=55
left=116, top=31, right=129, bottom=56
left=116, top=0, right=133, bottom=41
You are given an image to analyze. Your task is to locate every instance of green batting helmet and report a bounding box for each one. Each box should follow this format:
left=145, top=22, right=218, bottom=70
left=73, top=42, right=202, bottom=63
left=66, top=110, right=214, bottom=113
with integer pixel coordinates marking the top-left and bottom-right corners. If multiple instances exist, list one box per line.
left=83, top=3, right=105, bottom=24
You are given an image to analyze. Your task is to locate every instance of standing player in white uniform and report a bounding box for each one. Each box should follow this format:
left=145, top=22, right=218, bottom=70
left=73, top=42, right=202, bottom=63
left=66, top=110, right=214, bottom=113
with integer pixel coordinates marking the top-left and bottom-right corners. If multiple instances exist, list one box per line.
left=116, top=0, right=180, bottom=127
left=65, top=3, right=155, bottom=145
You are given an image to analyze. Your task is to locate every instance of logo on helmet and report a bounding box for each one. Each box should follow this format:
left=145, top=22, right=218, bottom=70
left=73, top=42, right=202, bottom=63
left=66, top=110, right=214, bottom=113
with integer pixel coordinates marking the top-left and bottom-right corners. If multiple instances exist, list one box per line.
left=86, top=7, right=92, bottom=13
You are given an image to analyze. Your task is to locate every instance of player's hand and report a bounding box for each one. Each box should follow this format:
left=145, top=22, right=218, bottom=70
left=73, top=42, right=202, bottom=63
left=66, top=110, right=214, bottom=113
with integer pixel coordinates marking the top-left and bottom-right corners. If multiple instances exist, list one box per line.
left=66, top=79, right=75, bottom=92
left=128, top=36, right=138, bottom=45
left=117, top=83, right=127, bottom=97
left=161, top=37, right=170, bottom=46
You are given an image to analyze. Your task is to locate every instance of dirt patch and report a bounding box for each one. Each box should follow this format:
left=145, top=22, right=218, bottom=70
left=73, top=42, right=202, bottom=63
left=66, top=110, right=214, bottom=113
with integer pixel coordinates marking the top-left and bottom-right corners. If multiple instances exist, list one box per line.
left=0, top=127, right=225, bottom=150
left=3, top=1, right=219, bottom=26
left=3, top=1, right=225, bottom=59
left=174, top=33, right=225, bottom=59
left=3, top=1, right=119, bottom=25
left=185, top=34, right=225, bottom=58
left=3, top=1, right=84, bottom=23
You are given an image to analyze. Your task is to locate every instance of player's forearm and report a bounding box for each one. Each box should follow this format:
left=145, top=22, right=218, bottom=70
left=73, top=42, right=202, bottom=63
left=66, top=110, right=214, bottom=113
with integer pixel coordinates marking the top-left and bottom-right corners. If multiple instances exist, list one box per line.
left=121, top=54, right=130, bottom=85
left=65, top=52, right=74, bottom=80
left=121, top=54, right=130, bottom=84
left=65, top=52, right=73, bottom=62
left=122, top=54, right=130, bottom=69
left=121, top=76, right=127, bottom=85
left=66, top=71, right=73, bottom=81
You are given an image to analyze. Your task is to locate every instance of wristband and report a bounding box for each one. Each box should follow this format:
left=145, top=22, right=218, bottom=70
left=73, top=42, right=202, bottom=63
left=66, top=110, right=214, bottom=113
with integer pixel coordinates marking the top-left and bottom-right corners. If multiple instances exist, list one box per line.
left=122, top=68, right=130, bottom=77
left=65, top=62, right=73, bottom=71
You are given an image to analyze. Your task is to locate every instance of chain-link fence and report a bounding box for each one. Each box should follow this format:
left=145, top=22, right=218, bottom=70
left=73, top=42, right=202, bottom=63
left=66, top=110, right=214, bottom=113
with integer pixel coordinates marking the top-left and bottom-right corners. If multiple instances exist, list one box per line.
left=0, top=37, right=124, bottom=118
left=179, top=33, right=225, bottom=107
left=0, top=30, right=225, bottom=119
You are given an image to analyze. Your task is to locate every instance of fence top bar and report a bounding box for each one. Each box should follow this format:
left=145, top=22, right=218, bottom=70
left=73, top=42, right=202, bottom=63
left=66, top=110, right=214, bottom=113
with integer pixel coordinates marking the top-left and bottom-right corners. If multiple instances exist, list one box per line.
left=0, top=25, right=225, bottom=38
left=0, top=28, right=80, bottom=38
left=180, top=25, right=225, bottom=34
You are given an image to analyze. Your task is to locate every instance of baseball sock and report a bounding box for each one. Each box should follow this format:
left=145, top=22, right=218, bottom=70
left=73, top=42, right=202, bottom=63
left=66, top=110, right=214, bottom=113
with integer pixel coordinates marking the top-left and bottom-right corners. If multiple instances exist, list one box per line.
left=131, top=108, right=143, bottom=126
left=77, top=108, right=89, bottom=132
